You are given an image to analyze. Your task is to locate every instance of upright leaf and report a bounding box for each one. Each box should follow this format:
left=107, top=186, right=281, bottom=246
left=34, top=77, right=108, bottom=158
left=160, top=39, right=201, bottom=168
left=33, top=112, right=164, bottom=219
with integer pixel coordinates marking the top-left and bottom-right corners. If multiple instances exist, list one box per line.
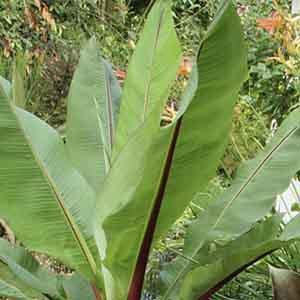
left=66, top=37, right=121, bottom=192
left=154, top=0, right=248, bottom=240
left=95, top=1, right=181, bottom=299
left=94, top=1, right=247, bottom=299
left=112, top=0, right=182, bottom=157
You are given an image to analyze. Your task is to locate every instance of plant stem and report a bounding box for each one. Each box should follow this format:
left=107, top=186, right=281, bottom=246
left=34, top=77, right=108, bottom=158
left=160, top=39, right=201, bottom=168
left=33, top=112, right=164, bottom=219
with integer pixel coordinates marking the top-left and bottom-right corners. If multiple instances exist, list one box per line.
left=92, top=283, right=102, bottom=300
left=127, top=118, right=183, bottom=300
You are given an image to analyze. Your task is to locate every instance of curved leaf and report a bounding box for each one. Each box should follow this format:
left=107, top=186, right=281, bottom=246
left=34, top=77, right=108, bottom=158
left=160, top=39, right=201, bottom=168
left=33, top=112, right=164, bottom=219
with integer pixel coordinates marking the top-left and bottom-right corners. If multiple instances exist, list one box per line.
left=66, top=37, right=121, bottom=192
left=0, top=94, right=99, bottom=279
left=161, top=214, right=300, bottom=300
left=0, top=238, right=97, bottom=300
left=179, top=217, right=281, bottom=300
left=162, top=107, right=300, bottom=298
left=0, top=263, right=46, bottom=299
left=155, top=0, right=248, bottom=240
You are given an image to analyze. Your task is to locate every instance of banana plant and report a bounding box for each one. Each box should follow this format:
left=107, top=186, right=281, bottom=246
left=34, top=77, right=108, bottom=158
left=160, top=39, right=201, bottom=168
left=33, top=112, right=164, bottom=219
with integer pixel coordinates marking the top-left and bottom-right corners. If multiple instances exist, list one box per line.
left=1, top=0, right=300, bottom=300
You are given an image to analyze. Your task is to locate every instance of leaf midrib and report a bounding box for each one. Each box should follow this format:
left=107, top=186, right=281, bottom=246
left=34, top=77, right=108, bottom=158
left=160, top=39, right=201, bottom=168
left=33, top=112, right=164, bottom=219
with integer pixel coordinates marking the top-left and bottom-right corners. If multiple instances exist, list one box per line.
left=128, top=117, right=183, bottom=300
left=12, top=105, right=97, bottom=278
left=142, top=4, right=166, bottom=121
left=213, top=126, right=298, bottom=228
left=104, top=66, right=114, bottom=155
left=163, top=125, right=299, bottom=299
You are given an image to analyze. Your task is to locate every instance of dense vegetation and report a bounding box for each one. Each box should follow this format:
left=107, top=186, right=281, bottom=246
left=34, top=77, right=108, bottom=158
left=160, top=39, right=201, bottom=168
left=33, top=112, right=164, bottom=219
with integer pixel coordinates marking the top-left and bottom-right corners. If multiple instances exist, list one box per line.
left=1, top=0, right=300, bottom=299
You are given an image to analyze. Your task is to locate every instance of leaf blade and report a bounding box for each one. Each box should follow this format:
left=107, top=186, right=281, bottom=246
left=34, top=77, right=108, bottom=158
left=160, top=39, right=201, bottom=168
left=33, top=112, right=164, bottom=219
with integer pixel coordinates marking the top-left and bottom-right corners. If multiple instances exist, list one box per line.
left=95, top=1, right=181, bottom=298
left=162, top=107, right=300, bottom=298
left=0, top=93, right=99, bottom=279
left=112, top=0, right=182, bottom=157
left=94, top=1, right=247, bottom=299
left=66, top=37, right=121, bottom=192
left=155, top=0, right=248, bottom=241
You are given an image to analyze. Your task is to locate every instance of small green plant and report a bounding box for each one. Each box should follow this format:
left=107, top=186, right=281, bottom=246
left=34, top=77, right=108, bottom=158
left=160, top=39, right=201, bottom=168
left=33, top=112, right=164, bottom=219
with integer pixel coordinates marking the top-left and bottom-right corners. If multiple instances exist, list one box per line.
left=1, top=1, right=300, bottom=300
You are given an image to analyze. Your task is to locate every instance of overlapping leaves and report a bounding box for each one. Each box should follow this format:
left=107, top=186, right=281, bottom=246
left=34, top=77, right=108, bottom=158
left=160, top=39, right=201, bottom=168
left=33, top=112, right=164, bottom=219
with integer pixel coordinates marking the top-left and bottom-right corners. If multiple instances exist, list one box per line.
left=94, top=1, right=247, bottom=300
left=0, top=38, right=121, bottom=282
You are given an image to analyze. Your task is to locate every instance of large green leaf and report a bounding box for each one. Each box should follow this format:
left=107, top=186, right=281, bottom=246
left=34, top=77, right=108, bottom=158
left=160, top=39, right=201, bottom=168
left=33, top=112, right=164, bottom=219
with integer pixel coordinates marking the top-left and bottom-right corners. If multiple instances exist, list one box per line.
left=95, top=1, right=182, bottom=299
left=162, top=107, right=300, bottom=298
left=159, top=216, right=280, bottom=299
left=0, top=267, right=98, bottom=300
left=94, top=1, right=246, bottom=300
left=112, top=0, right=182, bottom=157
left=0, top=93, right=99, bottom=279
left=66, top=38, right=121, bottom=192
left=179, top=217, right=282, bottom=300
left=160, top=214, right=300, bottom=300
left=96, top=111, right=175, bottom=300
left=154, top=0, right=248, bottom=240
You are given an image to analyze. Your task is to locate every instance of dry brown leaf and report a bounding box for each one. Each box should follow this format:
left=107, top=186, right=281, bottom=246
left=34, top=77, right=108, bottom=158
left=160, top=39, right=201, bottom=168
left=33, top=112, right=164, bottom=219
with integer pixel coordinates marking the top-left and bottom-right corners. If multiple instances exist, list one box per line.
left=24, top=5, right=37, bottom=29
left=3, top=39, right=12, bottom=58
left=42, top=6, right=56, bottom=31
left=34, top=0, right=42, bottom=11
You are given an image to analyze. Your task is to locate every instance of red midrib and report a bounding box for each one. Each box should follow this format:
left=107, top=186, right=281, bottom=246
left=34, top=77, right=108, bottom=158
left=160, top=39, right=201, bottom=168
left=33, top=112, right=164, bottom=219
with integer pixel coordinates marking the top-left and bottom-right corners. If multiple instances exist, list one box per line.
left=128, top=117, right=182, bottom=300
